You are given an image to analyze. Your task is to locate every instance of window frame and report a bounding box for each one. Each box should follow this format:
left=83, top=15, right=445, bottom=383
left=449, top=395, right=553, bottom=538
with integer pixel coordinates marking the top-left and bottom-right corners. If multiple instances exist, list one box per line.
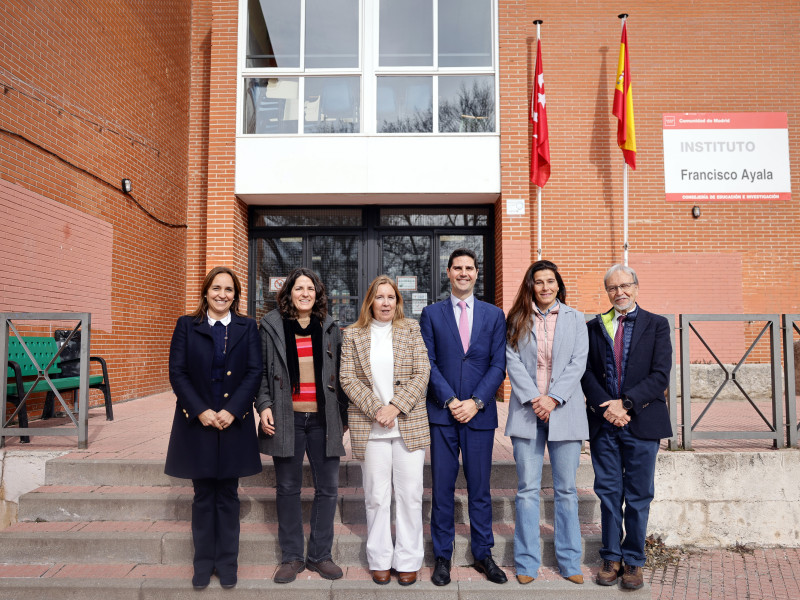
left=238, top=0, right=499, bottom=136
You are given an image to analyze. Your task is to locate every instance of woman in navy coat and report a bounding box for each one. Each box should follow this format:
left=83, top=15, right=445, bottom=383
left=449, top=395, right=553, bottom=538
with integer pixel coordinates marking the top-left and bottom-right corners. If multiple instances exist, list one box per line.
left=165, top=266, right=263, bottom=590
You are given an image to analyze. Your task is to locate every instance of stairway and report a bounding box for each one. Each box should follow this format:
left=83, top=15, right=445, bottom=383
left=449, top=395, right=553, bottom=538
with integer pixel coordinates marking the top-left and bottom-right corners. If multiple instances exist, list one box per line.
left=0, top=456, right=649, bottom=598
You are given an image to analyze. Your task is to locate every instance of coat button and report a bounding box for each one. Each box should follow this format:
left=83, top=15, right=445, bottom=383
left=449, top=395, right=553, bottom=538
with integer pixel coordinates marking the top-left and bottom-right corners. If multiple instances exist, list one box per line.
left=227, top=371, right=232, bottom=376
left=327, top=385, right=335, bottom=391
left=224, top=393, right=229, bottom=398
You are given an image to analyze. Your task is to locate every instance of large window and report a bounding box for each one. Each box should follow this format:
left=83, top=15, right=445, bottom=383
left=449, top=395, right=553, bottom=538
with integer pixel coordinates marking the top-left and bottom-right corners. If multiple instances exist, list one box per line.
left=242, top=0, right=496, bottom=135
left=244, top=0, right=361, bottom=134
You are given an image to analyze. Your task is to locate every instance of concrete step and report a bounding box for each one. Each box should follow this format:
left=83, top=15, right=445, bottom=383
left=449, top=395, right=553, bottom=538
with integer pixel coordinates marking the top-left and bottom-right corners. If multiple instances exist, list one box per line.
left=18, top=485, right=600, bottom=525
left=45, top=457, right=597, bottom=490
left=0, top=573, right=650, bottom=600
left=0, top=522, right=602, bottom=568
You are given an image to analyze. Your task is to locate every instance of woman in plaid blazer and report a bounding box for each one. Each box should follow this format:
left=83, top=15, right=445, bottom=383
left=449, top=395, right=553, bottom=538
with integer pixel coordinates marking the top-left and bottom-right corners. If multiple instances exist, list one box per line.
left=340, top=275, right=430, bottom=586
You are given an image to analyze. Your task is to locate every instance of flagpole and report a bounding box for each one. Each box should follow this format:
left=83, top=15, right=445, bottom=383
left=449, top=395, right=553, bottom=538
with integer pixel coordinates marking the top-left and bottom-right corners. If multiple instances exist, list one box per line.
left=623, top=162, right=629, bottom=266
left=619, top=13, right=629, bottom=266
left=534, top=19, right=543, bottom=260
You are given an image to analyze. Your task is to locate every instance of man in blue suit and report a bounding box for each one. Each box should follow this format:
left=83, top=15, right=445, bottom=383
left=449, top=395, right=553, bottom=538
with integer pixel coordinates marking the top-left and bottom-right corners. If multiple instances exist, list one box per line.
left=420, top=248, right=507, bottom=586
left=581, top=264, right=672, bottom=591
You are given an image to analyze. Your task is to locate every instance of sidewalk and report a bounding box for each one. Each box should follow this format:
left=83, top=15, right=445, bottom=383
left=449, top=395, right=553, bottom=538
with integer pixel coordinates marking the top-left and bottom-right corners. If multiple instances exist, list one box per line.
left=2, top=392, right=799, bottom=599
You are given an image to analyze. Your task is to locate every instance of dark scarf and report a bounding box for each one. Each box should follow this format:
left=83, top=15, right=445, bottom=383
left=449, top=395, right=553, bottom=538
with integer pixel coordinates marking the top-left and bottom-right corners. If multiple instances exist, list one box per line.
left=283, top=316, right=326, bottom=423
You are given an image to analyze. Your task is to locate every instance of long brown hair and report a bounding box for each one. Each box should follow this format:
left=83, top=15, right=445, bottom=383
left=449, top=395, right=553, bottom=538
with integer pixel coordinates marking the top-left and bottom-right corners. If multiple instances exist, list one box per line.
left=276, top=267, right=329, bottom=320
left=506, top=260, right=567, bottom=350
left=190, top=266, right=244, bottom=320
left=349, top=275, right=407, bottom=329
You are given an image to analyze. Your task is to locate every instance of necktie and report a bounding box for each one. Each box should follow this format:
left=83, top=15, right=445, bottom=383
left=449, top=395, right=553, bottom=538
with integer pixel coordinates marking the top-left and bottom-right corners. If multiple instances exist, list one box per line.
left=458, top=301, right=470, bottom=353
left=614, top=314, right=626, bottom=389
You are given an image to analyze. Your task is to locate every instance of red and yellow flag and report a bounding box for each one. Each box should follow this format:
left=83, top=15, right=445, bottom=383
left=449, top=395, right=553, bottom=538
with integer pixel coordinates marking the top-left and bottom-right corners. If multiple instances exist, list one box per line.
left=530, top=39, right=550, bottom=187
left=613, top=21, right=636, bottom=169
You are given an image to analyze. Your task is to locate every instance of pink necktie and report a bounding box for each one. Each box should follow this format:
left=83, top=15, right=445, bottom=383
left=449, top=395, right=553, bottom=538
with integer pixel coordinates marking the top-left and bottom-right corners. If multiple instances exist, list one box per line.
left=458, top=301, right=470, bottom=353
left=614, top=314, right=626, bottom=387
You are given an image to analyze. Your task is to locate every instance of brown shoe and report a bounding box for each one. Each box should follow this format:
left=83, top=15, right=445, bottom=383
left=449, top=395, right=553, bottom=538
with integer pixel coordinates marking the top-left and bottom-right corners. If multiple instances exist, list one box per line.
left=516, top=574, right=535, bottom=584
left=595, top=560, right=622, bottom=586
left=372, top=569, right=391, bottom=585
left=274, top=560, right=305, bottom=583
left=397, top=571, right=417, bottom=586
left=565, top=574, right=584, bottom=584
left=306, top=559, right=343, bottom=580
left=620, top=564, right=644, bottom=590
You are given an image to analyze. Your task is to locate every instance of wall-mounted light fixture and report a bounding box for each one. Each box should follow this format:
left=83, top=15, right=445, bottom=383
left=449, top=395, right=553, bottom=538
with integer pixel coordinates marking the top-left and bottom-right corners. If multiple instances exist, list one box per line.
left=691, top=205, right=701, bottom=219
left=121, top=178, right=132, bottom=194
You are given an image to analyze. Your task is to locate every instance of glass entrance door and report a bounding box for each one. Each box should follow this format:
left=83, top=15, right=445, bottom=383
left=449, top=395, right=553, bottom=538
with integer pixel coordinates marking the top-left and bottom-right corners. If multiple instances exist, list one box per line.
left=249, top=206, right=493, bottom=325
left=310, top=235, right=360, bottom=324
left=381, top=234, right=432, bottom=320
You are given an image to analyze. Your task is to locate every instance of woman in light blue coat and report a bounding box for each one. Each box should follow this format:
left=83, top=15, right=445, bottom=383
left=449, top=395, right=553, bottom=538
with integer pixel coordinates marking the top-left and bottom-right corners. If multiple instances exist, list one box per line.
left=505, top=260, right=589, bottom=585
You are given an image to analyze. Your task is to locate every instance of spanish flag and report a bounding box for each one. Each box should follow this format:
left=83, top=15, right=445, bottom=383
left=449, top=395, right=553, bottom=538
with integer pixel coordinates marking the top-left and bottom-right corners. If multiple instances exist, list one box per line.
left=613, top=21, right=636, bottom=169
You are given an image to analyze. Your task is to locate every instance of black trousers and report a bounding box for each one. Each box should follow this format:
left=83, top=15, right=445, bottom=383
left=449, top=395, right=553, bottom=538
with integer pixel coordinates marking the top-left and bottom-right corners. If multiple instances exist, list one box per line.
left=273, top=412, right=340, bottom=563
left=191, top=477, right=240, bottom=577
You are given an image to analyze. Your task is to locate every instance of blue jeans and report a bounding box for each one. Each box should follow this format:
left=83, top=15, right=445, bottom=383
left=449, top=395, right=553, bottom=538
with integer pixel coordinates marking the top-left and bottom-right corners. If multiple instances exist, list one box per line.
left=273, top=412, right=340, bottom=563
left=590, top=424, right=659, bottom=567
left=512, top=419, right=582, bottom=578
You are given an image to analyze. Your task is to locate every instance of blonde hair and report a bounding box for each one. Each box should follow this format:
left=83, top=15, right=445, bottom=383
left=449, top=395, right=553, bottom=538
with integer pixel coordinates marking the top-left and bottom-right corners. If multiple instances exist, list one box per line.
left=349, top=275, right=407, bottom=329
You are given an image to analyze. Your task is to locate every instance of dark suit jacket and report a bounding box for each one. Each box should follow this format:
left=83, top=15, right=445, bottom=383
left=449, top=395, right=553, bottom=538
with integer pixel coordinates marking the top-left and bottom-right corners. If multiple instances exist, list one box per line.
left=420, top=298, right=506, bottom=429
left=164, top=313, right=263, bottom=480
left=582, top=307, right=673, bottom=441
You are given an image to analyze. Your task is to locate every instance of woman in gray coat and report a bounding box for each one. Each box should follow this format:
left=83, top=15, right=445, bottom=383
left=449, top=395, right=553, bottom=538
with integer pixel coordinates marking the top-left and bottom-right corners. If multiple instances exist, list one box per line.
left=505, top=260, right=589, bottom=585
left=256, top=268, right=348, bottom=584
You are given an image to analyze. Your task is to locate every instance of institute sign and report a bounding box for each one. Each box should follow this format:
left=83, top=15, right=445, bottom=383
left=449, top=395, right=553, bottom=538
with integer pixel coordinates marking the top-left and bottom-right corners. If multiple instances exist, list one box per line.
left=662, top=112, right=791, bottom=202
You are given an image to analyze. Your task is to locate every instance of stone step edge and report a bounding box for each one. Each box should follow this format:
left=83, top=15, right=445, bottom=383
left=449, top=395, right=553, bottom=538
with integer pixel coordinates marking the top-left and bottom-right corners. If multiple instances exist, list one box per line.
left=0, top=527, right=603, bottom=542
left=25, top=486, right=598, bottom=498
left=0, top=573, right=651, bottom=599
left=45, top=458, right=596, bottom=488
left=0, top=530, right=603, bottom=568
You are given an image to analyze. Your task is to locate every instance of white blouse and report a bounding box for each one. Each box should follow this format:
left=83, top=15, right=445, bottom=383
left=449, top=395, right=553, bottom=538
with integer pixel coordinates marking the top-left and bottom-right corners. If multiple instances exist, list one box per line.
left=369, top=319, right=399, bottom=439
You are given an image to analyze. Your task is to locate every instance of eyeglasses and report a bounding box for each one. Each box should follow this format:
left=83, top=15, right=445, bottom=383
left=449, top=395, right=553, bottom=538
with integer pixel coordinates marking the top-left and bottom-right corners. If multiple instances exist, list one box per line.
left=605, top=282, right=636, bottom=294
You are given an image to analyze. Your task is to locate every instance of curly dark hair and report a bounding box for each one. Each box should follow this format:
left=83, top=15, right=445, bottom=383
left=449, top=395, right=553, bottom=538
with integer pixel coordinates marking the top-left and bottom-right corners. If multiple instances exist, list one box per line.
left=276, top=267, right=328, bottom=320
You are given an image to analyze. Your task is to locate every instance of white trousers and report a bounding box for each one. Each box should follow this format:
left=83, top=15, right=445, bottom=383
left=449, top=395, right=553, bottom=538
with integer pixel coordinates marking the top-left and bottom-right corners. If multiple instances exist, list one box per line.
left=361, top=437, right=425, bottom=572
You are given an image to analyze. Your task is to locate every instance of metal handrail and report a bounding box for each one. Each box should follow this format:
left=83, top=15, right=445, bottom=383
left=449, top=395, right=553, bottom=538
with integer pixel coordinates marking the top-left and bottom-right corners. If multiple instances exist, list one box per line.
left=1, top=313, right=91, bottom=449
left=679, top=314, right=783, bottom=450
left=784, top=315, right=800, bottom=448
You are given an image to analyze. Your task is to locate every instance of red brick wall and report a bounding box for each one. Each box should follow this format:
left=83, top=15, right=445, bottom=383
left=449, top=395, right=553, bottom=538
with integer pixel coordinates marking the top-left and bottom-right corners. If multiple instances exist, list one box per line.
left=0, top=1, right=192, bottom=415
left=0, top=180, right=113, bottom=330
left=497, top=0, right=800, bottom=341
left=192, top=0, right=251, bottom=307
left=185, top=0, right=213, bottom=312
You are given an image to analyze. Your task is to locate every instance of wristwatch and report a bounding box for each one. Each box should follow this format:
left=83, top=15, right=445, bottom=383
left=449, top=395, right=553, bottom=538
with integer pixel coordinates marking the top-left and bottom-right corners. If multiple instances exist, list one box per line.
left=621, top=395, right=633, bottom=411
left=471, top=396, right=485, bottom=411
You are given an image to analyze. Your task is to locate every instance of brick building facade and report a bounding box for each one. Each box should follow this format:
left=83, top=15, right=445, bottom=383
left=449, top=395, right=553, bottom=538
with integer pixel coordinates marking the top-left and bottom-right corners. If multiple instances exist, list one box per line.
left=1, top=0, right=798, bottom=415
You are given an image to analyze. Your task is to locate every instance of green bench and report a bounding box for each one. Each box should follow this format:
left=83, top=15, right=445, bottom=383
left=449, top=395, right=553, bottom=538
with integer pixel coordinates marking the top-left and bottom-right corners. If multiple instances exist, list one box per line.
left=5, top=335, right=113, bottom=443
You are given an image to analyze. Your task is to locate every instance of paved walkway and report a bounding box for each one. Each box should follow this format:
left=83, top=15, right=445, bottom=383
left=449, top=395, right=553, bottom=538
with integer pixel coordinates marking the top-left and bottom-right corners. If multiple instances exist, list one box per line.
left=3, top=393, right=800, bottom=599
